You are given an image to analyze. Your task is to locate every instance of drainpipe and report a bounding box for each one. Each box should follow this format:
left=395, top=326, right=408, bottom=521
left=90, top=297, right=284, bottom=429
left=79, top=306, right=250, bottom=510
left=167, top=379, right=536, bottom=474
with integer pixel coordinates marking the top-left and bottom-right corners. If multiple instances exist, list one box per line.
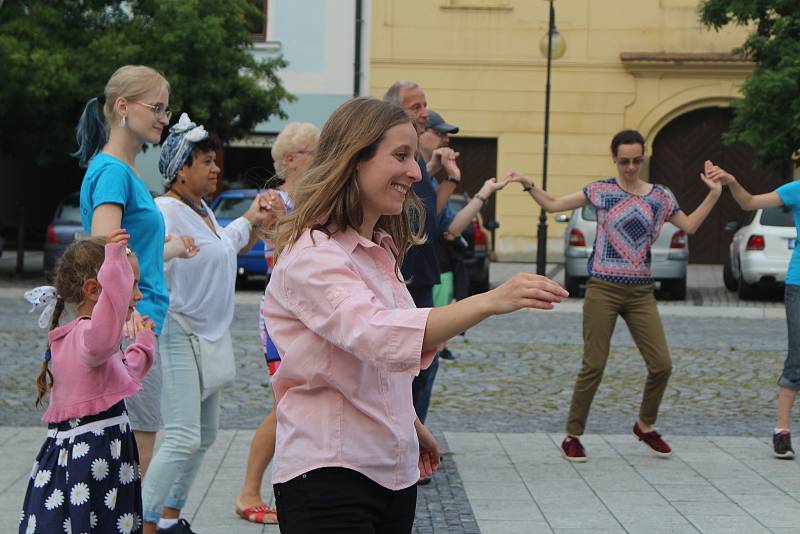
left=353, top=0, right=363, bottom=97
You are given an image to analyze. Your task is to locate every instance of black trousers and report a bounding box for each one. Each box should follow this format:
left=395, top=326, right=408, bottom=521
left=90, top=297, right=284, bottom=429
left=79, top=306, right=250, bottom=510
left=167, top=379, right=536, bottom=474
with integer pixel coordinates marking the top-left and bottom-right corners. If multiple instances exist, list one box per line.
left=274, top=467, right=417, bottom=533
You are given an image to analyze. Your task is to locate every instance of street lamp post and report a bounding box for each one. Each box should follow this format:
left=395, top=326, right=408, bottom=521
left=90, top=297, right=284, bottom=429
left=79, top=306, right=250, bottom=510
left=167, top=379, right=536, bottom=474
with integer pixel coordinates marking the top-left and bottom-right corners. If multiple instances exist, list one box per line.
left=536, top=0, right=566, bottom=275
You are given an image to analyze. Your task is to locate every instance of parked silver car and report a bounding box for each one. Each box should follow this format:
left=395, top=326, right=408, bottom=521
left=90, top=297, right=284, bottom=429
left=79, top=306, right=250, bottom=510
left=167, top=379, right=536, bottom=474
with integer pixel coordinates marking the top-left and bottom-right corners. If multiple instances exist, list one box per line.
left=556, top=204, right=689, bottom=299
left=723, top=206, right=795, bottom=300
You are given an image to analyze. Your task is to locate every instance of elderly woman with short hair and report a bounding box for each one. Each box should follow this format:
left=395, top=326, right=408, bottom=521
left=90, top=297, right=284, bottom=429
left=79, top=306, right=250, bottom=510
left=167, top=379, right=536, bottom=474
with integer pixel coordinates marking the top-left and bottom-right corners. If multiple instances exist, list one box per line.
left=235, top=122, right=320, bottom=525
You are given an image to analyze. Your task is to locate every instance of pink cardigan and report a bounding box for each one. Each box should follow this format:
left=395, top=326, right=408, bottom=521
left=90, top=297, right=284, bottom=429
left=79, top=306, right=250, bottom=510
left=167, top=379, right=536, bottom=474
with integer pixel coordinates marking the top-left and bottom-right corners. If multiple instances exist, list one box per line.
left=42, top=243, right=155, bottom=423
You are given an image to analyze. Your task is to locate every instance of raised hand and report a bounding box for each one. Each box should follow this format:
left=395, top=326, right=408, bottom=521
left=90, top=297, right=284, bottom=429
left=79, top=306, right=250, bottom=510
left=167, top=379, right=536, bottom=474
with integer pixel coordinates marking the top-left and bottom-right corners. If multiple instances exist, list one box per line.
left=247, top=191, right=285, bottom=228
left=136, top=313, right=156, bottom=332
left=504, top=170, right=534, bottom=190
left=703, top=160, right=736, bottom=187
left=123, top=309, right=142, bottom=339
left=436, top=147, right=462, bottom=181
left=486, top=272, right=568, bottom=314
left=106, top=228, right=130, bottom=247
left=478, top=177, right=509, bottom=198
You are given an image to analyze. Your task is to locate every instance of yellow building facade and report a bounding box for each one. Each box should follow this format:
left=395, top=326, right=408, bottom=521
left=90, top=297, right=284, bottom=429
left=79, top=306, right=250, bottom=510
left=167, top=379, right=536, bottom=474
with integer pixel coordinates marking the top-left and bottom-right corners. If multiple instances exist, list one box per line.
left=369, top=0, right=756, bottom=261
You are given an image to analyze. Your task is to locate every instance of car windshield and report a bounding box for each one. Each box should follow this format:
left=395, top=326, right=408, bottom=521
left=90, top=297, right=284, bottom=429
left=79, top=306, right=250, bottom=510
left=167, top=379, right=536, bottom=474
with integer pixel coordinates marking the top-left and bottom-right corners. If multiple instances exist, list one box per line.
left=581, top=204, right=597, bottom=222
left=213, top=196, right=254, bottom=219
left=760, top=206, right=794, bottom=227
left=57, top=195, right=81, bottom=223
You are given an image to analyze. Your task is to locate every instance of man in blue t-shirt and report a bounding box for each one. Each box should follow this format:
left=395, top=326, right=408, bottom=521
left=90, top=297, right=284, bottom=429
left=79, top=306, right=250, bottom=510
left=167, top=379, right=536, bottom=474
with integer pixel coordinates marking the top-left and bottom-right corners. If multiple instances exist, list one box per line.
left=384, top=81, right=461, bottom=426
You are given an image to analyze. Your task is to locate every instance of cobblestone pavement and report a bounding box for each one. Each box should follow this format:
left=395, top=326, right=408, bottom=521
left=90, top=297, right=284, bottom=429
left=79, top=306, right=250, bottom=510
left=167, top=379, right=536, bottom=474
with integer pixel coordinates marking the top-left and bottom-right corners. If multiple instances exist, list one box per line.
left=1, top=296, right=787, bottom=434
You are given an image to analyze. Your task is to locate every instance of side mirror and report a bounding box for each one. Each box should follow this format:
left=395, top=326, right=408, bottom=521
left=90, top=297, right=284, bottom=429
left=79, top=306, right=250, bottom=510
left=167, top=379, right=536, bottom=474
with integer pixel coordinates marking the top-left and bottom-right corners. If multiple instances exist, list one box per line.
left=484, top=220, right=500, bottom=231
left=555, top=214, right=570, bottom=223
left=724, top=221, right=739, bottom=232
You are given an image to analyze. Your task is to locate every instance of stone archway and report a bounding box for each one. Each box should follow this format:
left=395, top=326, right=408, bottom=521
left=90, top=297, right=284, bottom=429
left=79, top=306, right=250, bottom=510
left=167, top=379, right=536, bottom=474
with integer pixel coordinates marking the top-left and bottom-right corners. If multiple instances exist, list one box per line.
left=649, top=107, right=782, bottom=264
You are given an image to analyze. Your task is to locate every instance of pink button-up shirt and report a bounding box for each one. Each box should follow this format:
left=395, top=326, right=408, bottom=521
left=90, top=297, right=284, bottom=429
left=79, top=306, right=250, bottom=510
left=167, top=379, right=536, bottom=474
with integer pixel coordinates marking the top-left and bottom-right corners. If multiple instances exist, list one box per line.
left=264, top=227, right=435, bottom=490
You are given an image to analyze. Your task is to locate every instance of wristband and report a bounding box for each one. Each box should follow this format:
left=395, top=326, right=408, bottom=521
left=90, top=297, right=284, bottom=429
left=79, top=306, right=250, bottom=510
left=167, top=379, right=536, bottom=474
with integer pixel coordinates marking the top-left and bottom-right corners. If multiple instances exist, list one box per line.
left=522, top=183, right=534, bottom=192
left=474, top=193, right=488, bottom=203
left=445, top=176, right=460, bottom=184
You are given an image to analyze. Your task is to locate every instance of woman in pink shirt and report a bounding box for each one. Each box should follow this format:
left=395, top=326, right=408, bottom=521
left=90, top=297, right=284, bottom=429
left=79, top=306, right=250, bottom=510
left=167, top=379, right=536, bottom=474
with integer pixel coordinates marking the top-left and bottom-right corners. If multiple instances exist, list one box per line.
left=265, top=97, right=568, bottom=532
left=19, top=229, right=155, bottom=534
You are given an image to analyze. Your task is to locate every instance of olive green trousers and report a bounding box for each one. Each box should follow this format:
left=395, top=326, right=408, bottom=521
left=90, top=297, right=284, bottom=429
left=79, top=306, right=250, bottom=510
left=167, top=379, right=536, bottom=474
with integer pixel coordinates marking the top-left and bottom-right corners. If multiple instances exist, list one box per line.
left=566, top=278, right=672, bottom=436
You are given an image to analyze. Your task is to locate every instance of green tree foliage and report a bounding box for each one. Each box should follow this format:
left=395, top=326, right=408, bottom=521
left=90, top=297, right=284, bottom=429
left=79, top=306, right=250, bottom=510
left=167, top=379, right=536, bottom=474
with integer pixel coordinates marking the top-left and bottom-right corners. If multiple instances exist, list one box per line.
left=700, top=0, right=800, bottom=170
left=0, top=0, right=293, bottom=166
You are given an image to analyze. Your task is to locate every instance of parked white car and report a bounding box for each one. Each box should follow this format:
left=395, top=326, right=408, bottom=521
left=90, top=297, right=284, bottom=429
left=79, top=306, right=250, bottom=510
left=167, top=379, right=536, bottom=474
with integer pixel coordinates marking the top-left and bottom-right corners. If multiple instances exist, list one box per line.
left=556, top=204, right=689, bottom=300
left=723, top=206, right=796, bottom=299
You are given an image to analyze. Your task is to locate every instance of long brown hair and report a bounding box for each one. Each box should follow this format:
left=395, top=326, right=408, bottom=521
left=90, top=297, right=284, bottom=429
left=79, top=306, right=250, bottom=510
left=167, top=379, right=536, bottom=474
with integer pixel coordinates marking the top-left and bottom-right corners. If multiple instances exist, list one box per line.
left=36, top=238, right=106, bottom=408
left=269, top=97, right=425, bottom=272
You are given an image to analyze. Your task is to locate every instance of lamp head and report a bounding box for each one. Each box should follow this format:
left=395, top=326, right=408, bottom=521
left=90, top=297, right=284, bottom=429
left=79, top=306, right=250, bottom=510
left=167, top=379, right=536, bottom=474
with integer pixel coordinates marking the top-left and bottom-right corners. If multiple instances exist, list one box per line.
left=539, top=28, right=567, bottom=59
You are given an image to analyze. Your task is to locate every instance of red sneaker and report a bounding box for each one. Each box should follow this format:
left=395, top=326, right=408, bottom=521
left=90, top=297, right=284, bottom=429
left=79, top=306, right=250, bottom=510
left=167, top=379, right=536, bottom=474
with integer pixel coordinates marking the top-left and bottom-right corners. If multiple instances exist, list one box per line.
left=633, top=422, right=672, bottom=457
left=561, top=436, right=588, bottom=462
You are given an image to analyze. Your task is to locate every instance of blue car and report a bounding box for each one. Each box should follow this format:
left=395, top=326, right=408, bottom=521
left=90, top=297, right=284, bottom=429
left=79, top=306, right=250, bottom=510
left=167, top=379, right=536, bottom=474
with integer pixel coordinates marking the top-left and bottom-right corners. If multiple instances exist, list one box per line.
left=210, top=189, right=267, bottom=279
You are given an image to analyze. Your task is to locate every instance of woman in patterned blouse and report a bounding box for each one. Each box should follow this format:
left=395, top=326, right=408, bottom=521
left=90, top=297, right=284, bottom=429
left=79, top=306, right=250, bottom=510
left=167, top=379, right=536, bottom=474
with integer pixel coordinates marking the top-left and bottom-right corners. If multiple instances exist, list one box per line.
left=507, top=130, right=721, bottom=463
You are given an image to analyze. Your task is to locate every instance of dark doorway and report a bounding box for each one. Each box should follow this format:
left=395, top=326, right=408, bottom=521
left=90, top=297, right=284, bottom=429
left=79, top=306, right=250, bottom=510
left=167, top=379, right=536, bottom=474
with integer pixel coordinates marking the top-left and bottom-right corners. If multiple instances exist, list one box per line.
left=649, top=107, right=784, bottom=264
left=437, top=137, right=498, bottom=225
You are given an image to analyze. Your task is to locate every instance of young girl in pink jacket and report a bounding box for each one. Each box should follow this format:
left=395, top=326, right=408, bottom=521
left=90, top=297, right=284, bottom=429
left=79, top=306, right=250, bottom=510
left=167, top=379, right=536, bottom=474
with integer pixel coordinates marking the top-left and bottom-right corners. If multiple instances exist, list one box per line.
left=19, top=229, right=155, bottom=534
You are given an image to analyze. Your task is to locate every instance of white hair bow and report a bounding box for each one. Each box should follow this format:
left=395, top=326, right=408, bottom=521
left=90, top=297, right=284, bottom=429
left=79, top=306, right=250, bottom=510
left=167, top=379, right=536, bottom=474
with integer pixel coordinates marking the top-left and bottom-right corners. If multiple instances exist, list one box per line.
left=24, top=286, right=59, bottom=329
left=171, top=113, right=208, bottom=142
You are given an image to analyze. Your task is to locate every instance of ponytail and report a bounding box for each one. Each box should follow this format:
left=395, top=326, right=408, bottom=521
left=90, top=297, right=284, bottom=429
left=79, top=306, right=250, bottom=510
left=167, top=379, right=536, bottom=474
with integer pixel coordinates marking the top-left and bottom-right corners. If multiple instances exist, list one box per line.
left=35, top=298, right=65, bottom=408
left=72, top=97, right=108, bottom=168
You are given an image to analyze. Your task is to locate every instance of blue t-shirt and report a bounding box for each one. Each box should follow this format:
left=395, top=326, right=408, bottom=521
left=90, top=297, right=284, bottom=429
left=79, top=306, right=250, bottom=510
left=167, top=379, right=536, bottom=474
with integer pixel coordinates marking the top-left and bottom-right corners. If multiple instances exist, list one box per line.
left=401, top=156, right=440, bottom=288
left=776, top=181, right=800, bottom=286
left=80, top=153, right=169, bottom=334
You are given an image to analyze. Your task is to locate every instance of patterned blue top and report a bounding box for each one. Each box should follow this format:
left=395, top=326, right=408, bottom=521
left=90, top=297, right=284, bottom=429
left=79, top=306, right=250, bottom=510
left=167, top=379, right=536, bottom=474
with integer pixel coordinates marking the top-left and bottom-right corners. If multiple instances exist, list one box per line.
left=583, top=178, right=679, bottom=284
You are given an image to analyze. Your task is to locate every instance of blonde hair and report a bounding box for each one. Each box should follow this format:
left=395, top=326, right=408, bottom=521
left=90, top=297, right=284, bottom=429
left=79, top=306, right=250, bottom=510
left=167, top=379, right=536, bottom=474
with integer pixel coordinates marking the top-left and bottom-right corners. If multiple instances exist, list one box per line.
left=272, top=122, right=320, bottom=176
left=104, top=65, right=169, bottom=125
left=269, top=97, right=424, bottom=272
left=74, top=65, right=170, bottom=167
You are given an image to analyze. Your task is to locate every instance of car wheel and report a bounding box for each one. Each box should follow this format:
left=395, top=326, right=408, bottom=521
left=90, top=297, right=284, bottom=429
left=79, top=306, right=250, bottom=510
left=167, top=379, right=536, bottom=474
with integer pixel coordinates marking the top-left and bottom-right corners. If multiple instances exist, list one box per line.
left=563, top=270, right=583, bottom=298
left=723, top=253, right=738, bottom=291
left=737, top=263, right=757, bottom=300
left=662, top=277, right=687, bottom=301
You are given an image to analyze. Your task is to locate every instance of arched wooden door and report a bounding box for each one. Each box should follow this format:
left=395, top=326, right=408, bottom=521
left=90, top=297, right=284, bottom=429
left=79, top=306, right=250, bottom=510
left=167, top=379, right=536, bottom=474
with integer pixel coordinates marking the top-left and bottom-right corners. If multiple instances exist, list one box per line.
left=649, top=107, right=783, bottom=264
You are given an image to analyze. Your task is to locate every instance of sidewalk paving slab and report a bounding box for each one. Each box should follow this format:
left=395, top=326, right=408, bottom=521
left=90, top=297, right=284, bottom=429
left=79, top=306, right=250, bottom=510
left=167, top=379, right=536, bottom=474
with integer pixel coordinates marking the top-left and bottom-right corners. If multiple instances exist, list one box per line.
left=4, top=429, right=800, bottom=533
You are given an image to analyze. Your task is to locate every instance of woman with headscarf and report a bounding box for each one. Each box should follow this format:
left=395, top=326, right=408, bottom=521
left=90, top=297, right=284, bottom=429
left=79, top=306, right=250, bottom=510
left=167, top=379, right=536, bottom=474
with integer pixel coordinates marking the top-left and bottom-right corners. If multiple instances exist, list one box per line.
left=141, top=114, right=279, bottom=534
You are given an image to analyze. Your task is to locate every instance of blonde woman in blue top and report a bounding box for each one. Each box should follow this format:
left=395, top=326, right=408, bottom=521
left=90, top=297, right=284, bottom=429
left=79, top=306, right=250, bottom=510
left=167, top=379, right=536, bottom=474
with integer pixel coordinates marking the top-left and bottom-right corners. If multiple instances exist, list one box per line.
left=709, top=165, right=800, bottom=460
left=75, top=65, right=198, bottom=481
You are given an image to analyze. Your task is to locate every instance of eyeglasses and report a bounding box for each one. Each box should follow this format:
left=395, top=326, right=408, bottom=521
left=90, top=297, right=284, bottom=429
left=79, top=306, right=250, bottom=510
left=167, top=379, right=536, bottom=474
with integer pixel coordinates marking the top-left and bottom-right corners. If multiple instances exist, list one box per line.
left=133, top=101, right=173, bottom=120
left=616, top=157, right=644, bottom=166
left=294, top=149, right=316, bottom=156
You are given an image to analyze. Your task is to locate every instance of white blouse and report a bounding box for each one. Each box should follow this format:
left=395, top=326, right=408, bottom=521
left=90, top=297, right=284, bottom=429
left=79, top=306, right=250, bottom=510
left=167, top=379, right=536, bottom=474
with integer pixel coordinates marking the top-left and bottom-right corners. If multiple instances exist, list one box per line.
left=156, top=196, right=251, bottom=341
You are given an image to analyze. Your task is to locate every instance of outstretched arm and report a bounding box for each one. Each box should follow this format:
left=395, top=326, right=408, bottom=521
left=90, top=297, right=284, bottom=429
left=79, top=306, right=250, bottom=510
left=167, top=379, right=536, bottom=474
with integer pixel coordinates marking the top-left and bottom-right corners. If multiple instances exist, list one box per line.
left=707, top=164, right=783, bottom=211
left=669, top=161, right=722, bottom=235
left=434, top=148, right=460, bottom=214
left=422, top=272, right=567, bottom=348
left=505, top=171, right=588, bottom=213
left=446, top=177, right=507, bottom=236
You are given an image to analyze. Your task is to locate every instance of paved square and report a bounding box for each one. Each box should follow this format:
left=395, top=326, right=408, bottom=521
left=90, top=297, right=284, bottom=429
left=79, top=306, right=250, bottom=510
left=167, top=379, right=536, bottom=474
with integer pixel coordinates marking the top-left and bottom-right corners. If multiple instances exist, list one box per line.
left=446, top=432, right=800, bottom=534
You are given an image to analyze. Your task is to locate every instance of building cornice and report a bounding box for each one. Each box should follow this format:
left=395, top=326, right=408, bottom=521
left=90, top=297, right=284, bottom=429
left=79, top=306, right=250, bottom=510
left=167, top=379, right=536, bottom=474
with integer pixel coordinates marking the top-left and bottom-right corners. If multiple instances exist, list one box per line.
left=620, top=52, right=754, bottom=75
